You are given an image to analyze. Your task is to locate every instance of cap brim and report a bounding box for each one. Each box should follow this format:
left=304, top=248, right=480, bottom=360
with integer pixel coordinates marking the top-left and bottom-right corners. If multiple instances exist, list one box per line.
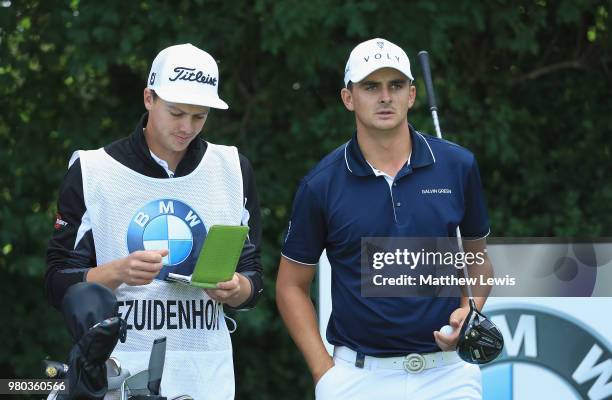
left=153, top=87, right=229, bottom=110
left=347, top=66, right=414, bottom=86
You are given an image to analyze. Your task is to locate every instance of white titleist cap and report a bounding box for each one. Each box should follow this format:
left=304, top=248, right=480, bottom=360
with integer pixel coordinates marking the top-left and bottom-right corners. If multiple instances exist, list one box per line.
left=147, top=43, right=228, bottom=109
left=344, top=38, right=414, bottom=87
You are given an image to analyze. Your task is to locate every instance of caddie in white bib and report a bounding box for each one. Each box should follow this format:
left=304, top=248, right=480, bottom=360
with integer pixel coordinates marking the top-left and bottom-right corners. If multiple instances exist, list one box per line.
left=77, top=142, right=243, bottom=400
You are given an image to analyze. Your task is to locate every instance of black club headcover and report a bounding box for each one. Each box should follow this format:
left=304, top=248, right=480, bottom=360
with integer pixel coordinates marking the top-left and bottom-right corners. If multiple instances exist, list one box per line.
left=60, top=282, right=127, bottom=399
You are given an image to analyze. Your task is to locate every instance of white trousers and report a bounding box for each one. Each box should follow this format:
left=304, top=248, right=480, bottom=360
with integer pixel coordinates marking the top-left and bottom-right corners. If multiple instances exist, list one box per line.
left=315, top=350, right=482, bottom=400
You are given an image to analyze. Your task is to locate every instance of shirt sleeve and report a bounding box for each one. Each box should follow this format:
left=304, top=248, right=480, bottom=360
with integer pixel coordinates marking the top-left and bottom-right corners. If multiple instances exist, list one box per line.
left=460, top=155, right=491, bottom=239
left=44, top=159, right=97, bottom=310
left=281, top=179, right=326, bottom=265
left=227, top=154, right=263, bottom=311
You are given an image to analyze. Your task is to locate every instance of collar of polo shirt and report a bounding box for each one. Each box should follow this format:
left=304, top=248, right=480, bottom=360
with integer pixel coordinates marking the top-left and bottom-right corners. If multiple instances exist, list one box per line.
left=344, top=124, right=436, bottom=176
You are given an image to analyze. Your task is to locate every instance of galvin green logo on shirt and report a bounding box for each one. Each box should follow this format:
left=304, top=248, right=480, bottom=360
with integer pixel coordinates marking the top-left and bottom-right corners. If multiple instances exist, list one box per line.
left=421, top=188, right=452, bottom=194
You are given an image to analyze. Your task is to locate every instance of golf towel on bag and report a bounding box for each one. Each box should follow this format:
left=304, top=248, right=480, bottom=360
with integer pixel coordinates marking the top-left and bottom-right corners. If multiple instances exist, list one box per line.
left=76, top=143, right=244, bottom=399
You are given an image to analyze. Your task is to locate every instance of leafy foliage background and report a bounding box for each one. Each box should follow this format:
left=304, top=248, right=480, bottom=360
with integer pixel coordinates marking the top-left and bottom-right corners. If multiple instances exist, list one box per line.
left=0, top=1, right=610, bottom=399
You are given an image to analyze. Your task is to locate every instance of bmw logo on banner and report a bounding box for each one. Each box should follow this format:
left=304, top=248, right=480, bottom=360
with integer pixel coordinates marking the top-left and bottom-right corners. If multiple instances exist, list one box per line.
left=482, top=305, right=612, bottom=400
left=127, top=199, right=206, bottom=280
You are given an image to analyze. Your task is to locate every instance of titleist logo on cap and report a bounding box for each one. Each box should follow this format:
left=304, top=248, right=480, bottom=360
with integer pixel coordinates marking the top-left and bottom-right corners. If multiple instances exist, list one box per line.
left=169, top=67, right=218, bottom=86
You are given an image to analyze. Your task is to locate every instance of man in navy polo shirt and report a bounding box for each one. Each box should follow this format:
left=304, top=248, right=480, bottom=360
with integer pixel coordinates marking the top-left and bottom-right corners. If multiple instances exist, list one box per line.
left=276, top=38, right=493, bottom=399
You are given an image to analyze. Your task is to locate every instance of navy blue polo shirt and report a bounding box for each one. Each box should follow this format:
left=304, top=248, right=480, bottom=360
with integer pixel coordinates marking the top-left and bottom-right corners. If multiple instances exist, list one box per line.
left=281, top=125, right=490, bottom=356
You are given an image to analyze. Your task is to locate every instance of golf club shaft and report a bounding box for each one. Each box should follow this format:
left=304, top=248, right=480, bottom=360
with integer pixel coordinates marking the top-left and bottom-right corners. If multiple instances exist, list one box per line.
left=417, top=50, right=474, bottom=299
left=454, top=225, right=474, bottom=299
left=417, top=51, right=443, bottom=139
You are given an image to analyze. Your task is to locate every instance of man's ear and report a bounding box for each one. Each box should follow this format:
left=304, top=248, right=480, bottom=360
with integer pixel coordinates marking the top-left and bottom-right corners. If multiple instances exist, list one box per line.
left=143, top=88, right=154, bottom=111
left=340, top=87, right=354, bottom=111
left=407, top=85, right=416, bottom=109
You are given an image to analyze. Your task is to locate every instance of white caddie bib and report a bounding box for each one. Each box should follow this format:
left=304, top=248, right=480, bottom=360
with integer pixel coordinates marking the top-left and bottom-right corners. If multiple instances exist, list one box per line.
left=77, top=142, right=243, bottom=400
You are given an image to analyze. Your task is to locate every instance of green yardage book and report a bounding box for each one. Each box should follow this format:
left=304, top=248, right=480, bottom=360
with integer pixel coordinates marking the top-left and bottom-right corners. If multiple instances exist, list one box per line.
left=167, top=225, right=249, bottom=288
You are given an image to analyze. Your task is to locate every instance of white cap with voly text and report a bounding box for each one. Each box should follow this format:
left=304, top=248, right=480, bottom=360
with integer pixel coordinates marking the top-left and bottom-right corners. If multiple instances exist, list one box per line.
left=147, top=43, right=228, bottom=109
left=344, top=38, right=414, bottom=87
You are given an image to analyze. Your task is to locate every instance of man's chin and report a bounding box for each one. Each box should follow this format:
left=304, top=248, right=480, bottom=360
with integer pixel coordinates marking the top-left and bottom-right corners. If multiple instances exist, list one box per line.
left=372, top=120, right=402, bottom=131
left=170, top=138, right=193, bottom=150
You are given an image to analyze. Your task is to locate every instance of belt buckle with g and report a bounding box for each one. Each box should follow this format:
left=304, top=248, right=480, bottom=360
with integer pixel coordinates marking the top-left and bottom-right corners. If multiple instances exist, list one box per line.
left=403, top=353, right=426, bottom=373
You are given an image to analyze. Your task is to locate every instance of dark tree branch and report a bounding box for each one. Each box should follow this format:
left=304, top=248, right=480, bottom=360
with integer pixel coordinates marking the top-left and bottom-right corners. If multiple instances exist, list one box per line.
left=511, top=59, right=586, bottom=85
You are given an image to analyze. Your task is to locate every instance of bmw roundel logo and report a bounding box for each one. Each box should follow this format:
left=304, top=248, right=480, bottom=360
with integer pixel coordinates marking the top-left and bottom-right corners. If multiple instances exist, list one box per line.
left=127, top=199, right=206, bottom=279
left=481, top=304, right=612, bottom=399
